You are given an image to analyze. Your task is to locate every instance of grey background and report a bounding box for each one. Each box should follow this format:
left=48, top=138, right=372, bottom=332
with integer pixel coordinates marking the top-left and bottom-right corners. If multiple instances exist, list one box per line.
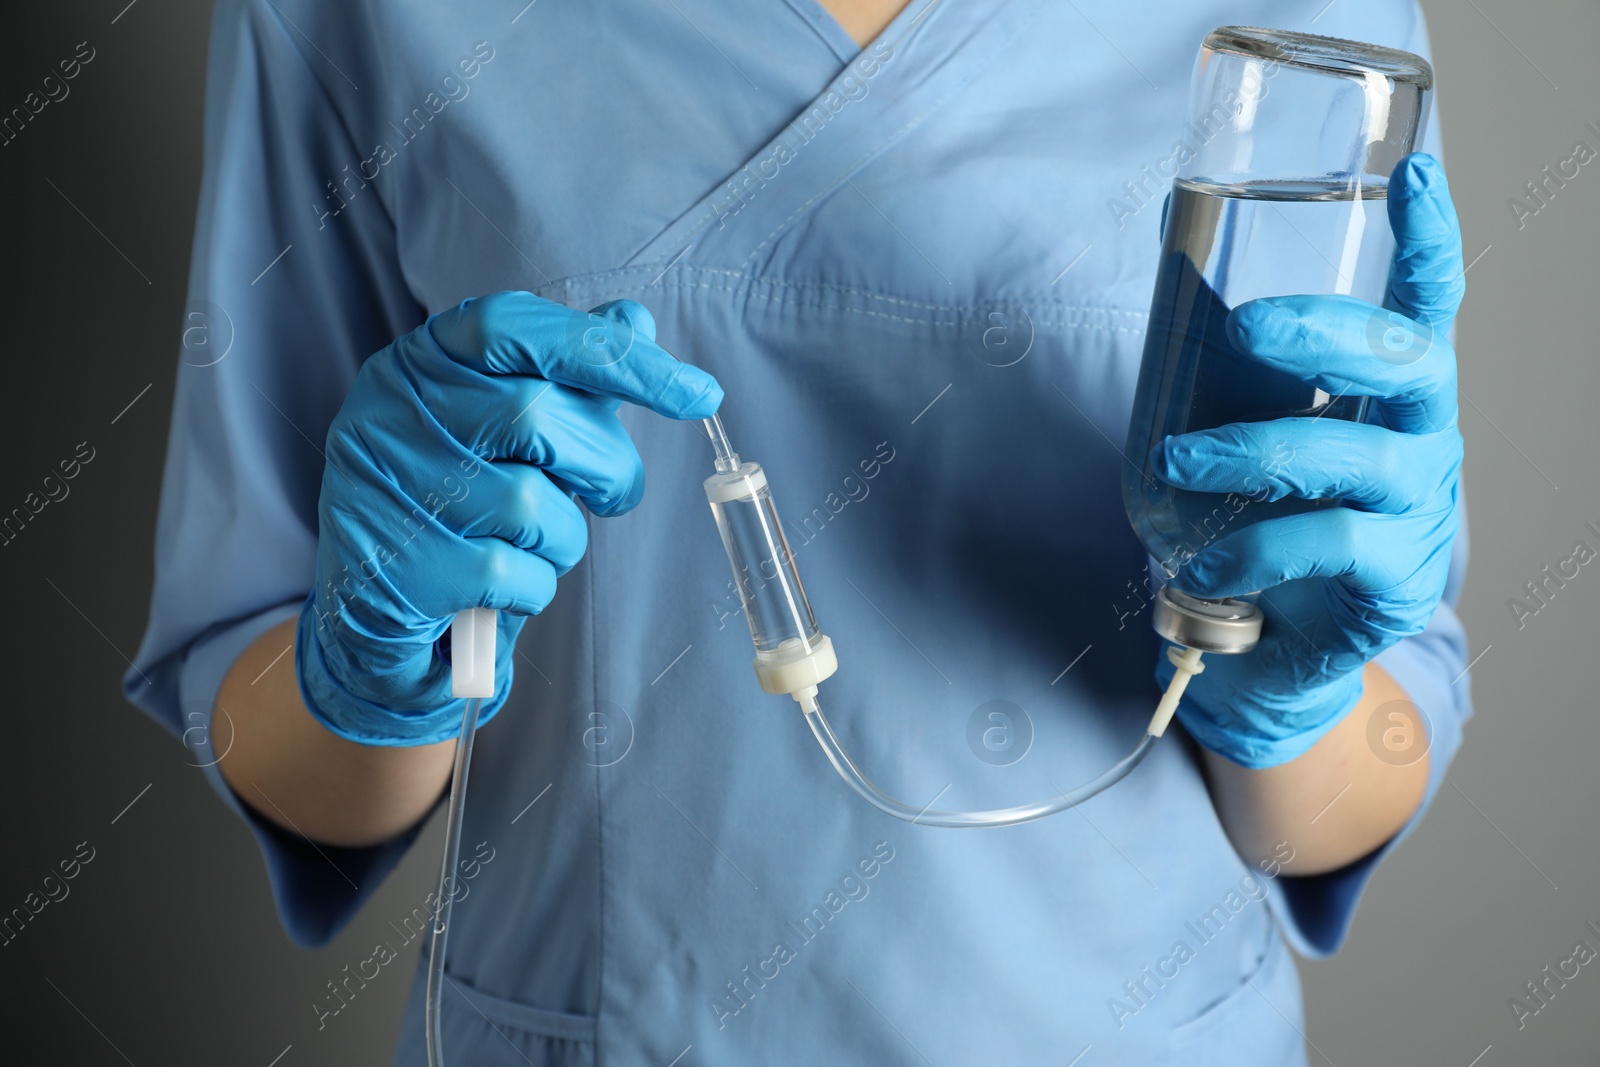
left=0, top=1, right=1594, bottom=1063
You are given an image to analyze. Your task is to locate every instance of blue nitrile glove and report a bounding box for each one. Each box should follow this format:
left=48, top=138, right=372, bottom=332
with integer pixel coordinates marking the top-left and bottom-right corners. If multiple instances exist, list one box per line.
left=1151, top=154, right=1465, bottom=769
left=296, top=293, right=721, bottom=745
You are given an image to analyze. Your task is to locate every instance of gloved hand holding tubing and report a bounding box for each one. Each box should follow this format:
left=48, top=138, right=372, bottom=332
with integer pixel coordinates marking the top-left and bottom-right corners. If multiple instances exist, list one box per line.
left=1151, top=154, right=1465, bottom=769
left=296, top=293, right=722, bottom=745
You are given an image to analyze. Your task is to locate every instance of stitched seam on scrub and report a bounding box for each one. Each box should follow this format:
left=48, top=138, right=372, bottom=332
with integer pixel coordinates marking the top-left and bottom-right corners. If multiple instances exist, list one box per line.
left=552, top=276, right=1147, bottom=335
left=538, top=263, right=1149, bottom=320
left=537, top=267, right=1152, bottom=334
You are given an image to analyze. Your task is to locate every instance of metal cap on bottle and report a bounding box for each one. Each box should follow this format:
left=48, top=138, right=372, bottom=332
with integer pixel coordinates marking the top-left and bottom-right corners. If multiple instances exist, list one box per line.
left=1153, top=587, right=1264, bottom=655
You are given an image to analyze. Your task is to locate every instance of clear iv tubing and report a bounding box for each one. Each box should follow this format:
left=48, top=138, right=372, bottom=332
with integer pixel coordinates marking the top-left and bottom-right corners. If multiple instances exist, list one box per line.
left=800, top=688, right=1157, bottom=828
left=702, top=413, right=1209, bottom=830
left=425, top=694, right=481, bottom=1067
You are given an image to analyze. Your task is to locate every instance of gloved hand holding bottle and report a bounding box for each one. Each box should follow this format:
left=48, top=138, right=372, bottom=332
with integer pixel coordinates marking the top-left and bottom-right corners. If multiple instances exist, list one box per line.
left=1152, top=154, right=1465, bottom=769
left=296, top=293, right=722, bottom=746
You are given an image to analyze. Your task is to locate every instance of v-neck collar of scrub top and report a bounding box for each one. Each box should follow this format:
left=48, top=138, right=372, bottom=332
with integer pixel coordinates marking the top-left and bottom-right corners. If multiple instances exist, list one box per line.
left=626, top=0, right=1046, bottom=274
left=778, top=0, right=870, bottom=62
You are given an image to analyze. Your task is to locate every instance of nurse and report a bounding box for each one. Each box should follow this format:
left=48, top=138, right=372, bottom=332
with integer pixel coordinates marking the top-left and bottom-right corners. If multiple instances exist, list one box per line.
left=128, top=0, right=1470, bottom=1063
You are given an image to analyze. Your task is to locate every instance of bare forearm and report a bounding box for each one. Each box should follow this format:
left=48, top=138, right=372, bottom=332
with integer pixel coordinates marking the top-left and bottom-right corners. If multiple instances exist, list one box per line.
left=1201, top=662, right=1430, bottom=876
left=215, top=617, right=455, bottom=848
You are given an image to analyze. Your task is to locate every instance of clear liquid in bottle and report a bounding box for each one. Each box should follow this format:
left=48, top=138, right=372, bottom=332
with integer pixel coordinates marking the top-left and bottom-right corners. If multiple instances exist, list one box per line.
left=1123, top=177, right=1394, bottom=576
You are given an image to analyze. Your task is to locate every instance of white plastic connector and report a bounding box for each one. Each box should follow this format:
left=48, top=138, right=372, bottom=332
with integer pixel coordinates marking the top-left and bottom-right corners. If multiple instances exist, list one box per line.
left=756, top=633, right=837, bottom=697
left=704, top=462, right=767, bottom=504
left=1146, top=645, right=1205, bottom=737
left=451, top=608, right=497, bottom=699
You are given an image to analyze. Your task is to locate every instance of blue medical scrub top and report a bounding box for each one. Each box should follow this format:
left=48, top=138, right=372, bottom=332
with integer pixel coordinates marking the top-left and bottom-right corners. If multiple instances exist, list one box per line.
left=127, top=1, right=1471, bottom=1063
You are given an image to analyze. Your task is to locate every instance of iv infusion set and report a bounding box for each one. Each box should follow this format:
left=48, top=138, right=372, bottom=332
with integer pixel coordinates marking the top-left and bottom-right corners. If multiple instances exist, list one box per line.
left=698, top=414, right=1167, bottom=826
left=423, top=27, right=1432, bottom=1065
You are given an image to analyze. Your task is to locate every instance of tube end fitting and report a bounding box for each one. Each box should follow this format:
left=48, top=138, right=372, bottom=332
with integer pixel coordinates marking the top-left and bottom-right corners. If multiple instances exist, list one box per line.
left=755, top=634, right=837, bottom=697
left=1153, top=587, right=1262, bottom=654
left=1148, top=645, right=1205, bottom=738
left=450, top=608, right=498, bottom=698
